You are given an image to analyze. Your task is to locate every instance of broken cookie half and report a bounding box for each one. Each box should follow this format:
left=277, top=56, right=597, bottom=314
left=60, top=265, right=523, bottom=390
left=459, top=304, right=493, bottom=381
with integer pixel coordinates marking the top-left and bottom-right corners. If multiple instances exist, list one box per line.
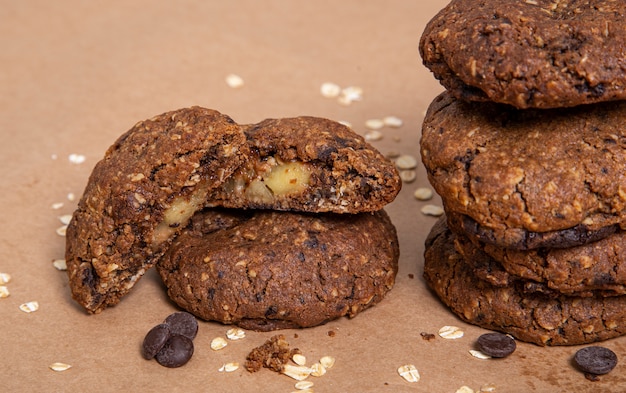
left=66, top=107, right=401, bottom=314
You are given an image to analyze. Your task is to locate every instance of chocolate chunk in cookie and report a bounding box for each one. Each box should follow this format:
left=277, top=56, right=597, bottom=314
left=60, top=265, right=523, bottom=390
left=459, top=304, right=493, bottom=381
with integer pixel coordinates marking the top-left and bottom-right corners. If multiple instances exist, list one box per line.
left=421, top=92, right=626, bottom=250
left=158, top=208, right=399, bottom=331
left=420, top=0, right=626, bottom=109
left=423, top=218, right=626, bottom=346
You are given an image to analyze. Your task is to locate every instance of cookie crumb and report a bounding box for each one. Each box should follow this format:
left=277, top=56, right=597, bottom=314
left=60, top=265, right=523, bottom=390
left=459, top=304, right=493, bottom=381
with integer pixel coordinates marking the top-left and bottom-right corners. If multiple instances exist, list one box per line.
left=408, top=273, right=415, bottom=279
left=245, top=334, right=301, bottom=373
left=420, top=332, right=435, bottom=341
left=327, top=330, right=336, bottom=337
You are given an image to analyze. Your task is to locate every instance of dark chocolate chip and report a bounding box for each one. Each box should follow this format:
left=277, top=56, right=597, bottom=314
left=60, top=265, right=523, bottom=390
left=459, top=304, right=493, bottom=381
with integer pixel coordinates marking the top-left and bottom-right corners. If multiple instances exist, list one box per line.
left=574, top=346, right=617, bottom=375
left=164, top=312, right=198, bottom=340
left=155, top=335, right=194, bottom=368
left=477, top=332, right=516, bottom=358
left=142, top=324, right=171, bottom=360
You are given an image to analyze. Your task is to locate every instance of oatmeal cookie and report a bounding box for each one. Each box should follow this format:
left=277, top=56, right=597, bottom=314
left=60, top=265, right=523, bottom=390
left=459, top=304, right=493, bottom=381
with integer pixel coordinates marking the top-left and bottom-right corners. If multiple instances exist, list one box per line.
left=421, top=92, right=626, bottom=250
left=66, top=107, right=248, bottom=314
left=423, top=218, right=626, bottom=346
left=211, top=116, right=401, bottom=213
left=420, top=0, right=626, bottom=109
left=157, top=208, right=399, bottom=331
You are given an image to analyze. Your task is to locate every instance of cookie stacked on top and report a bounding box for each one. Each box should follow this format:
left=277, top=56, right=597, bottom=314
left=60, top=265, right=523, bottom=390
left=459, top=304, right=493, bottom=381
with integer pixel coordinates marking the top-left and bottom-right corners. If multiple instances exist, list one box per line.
left=66, top=108, right=402, bottom=331
left=418, top=0, right=626, bottom=345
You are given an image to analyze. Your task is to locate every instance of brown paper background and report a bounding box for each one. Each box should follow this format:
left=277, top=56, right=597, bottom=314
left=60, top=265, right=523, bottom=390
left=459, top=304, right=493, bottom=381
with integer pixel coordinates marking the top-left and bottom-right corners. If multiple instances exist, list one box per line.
left=2, top=1, right=625, bottom=391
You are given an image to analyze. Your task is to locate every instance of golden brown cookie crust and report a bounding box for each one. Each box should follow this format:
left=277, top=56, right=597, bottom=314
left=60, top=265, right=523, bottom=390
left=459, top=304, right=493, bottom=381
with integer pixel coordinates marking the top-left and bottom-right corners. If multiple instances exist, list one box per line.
left=420, top=0, right=626, bottom=109
left=157, top=208, right=399, bottom=331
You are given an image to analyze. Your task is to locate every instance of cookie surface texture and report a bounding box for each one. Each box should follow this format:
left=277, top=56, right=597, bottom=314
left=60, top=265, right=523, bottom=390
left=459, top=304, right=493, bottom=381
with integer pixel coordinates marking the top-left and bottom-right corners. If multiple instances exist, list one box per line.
left=423, top=218, right=626, bottom=346
left=158, top=209, right=399, bottom=331
left=211, top=116, right=401, bottom=213
left=66, top=107, right=248, bottom=313
left=420, top=0, right=626, bottom=109
left=421, top=92, right=626, bottom=250
left=455, top=228, right=626, bottom=297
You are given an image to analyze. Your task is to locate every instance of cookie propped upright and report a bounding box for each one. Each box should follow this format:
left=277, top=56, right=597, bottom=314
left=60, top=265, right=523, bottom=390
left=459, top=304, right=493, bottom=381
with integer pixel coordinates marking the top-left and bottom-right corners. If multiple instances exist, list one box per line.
left=66, top=108, right=402, bottom=314
left=66, top=107, right=249, bottom=314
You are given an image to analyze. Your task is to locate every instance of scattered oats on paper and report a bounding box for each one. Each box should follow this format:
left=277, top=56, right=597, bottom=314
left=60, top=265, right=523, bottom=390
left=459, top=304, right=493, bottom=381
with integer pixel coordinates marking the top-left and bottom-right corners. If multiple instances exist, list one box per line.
left=398, top=364, right=420, bottom=383
left=438, top=325, right=464, bottom=339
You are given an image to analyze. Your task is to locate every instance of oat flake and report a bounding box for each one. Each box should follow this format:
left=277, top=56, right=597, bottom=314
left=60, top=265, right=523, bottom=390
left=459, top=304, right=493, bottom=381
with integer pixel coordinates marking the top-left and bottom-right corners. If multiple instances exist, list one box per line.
left=225, top=74, right=244, bottom=88
left=226, top=327, right=246, bottom=340
left=56, top=225, right=68, bottom=237
left=469, top=349, right=491, bottom=360
left=0, top=272, right=11, bottom=285
left=383, top=115, right=403, bottom=128
left=19, top=301, right=39, bottom=313
left=52, top=259, right=67, bottom=271
left=211, top=337, right=228, bottom=351
left=398, top=364, right=420, bottom=383
left=0, top=286, right=9, bottom=298
left=58, top=214, right=73, bottom=225
left=51, top=202, right=64, bottom=210
left=421, top=204, right=444, bottom=217
left=320, top=82, right=341, bottom=98
left=68, top=154, right=86, bottom=164
left=49, top=362, right=72, bottom=372
left=364, top=119, right=385, bottom=130
left=438, top=325, right=464, bottom=339
left=413, top=187, right=434, bottom=201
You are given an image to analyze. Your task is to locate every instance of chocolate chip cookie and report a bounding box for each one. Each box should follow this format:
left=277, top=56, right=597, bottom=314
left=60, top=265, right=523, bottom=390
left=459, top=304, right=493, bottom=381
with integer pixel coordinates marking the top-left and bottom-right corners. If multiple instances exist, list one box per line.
left=420, top=0, right=626, bottom=109
left=423, top=218, right=626, bottom=346
left=157, top=208, right=399, bottom=331
left=421, top=92, right=626, bottom=250
left=66, top=107, right=248, bottom=314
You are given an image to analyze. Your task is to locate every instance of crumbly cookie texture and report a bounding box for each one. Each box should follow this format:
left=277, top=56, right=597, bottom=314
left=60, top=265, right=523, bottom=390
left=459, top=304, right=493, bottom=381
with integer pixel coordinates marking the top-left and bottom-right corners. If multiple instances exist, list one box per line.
left=421, top=92, right=626, bottom=250
left=420, top=0, right=626, bottom=109
left=454, top=225, right=626, bottom=298
left=158, top=208, right=399, bottom=331
left=66, top=107, right=248, bottom=314
left=211, top=116, right=401, bottom=213
left=67, top=109, right=400, bottom=314
left=423, top=218, right=626, bottom=346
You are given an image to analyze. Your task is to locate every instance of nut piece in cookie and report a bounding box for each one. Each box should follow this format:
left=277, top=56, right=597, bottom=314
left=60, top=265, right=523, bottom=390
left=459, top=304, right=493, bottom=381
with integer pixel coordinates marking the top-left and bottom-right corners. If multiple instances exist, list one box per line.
left=420, top=0, right=626, bottom=108
left=157, top=208, right=399, bottom=330
left=212, top=116, right=401, bottom=213
left=66, top=107, right=248, bottom=314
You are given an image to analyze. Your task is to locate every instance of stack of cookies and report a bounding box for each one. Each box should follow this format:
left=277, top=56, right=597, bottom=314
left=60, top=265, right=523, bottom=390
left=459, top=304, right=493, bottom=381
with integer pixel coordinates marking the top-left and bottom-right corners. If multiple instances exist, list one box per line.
left=66, top=108, right=402, bottom=331
left=418, top=0, right=626, bottom=345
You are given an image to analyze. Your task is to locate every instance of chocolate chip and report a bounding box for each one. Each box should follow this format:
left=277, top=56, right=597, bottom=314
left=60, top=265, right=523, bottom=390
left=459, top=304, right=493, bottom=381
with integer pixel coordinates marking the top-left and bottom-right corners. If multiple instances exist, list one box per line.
left=155, top=335, right=194, bottom=368
left=164, top=312, right=198, bottom=340
left=142, top=324, right=171, bottom=360
left=476, top=332, right=516, bottom=358
left=574, top=346, right=617, bottom=376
